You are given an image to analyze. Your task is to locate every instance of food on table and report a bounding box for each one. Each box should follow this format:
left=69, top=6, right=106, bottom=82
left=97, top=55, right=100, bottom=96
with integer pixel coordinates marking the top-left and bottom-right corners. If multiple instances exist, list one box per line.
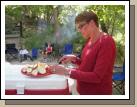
left=22, top=62, right=50, bottom=76
left=27, top=67, right=32, bottom=73
left=22, top=67, right=27, bottom=73
left=37, top=63, right=46, bottom=74
left=33, top=63, right=38, bottom=69
left=31, top=68, right=38, bottom=76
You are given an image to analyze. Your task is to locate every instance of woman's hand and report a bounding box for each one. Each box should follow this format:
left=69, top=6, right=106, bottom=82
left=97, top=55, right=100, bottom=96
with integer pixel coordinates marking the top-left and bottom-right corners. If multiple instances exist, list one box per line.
left=48, top=65, right=69, bottom=76
left=59, top=54, right=77, bottom=64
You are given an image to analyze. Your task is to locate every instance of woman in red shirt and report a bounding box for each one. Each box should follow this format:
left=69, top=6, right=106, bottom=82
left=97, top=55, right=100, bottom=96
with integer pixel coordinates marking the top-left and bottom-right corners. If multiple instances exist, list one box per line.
left=43, top=42, right=53, bottom=59
left=49, top=11, right=116, bottom=95
left=46, top=43, right=53, bottom=55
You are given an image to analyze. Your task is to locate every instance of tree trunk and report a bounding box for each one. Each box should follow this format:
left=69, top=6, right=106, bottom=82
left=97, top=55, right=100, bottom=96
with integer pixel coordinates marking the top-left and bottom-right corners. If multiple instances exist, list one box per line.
left=53, top=6, right=60, bottom=44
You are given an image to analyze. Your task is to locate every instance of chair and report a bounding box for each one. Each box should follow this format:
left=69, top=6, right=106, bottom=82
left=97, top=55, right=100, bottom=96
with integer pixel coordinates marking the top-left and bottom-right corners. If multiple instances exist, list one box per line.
left=32, top=48, right=38, bottom=59
left=5, top=47, right=19, bottom=61
left=112, top=61, right=125, bottom=95
left=63, top=43, right=73, bottom=55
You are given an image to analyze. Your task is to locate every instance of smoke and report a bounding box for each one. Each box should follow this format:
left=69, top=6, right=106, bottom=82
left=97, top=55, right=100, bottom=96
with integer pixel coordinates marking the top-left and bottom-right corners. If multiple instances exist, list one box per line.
left=37, top=19, right=47, bottom=34
left=36, top=6, right=86, bottom=46
left=55, top=5, right=87, bottom=45
left=55, top=13, right=77, bottom=45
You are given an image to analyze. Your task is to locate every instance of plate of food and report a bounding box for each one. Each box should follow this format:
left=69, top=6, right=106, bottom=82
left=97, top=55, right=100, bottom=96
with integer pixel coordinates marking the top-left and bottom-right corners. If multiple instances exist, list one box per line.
left=21, top=62, right=52, bottom=77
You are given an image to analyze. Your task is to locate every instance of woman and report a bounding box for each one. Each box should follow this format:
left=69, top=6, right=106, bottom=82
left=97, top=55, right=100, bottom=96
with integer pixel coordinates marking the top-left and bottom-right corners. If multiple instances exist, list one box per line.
left=49, top=11, right=116, bottom=95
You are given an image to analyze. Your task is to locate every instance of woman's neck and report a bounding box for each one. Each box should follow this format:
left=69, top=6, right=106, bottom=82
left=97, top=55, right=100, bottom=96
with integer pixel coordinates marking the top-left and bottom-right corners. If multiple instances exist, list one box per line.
left=89, top=30, right=102, bottom=44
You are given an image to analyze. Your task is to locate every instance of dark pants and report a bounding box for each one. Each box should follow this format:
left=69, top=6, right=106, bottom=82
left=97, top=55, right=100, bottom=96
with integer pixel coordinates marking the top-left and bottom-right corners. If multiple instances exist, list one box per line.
left=24, top=54, right=33, bottom=61
left=20, top=54, right=33, bottom=62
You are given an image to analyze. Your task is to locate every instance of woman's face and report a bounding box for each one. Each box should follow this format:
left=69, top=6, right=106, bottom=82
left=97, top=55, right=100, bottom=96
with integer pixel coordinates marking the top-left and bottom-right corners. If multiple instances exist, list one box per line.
left=76, top=21, right=93, bottom=39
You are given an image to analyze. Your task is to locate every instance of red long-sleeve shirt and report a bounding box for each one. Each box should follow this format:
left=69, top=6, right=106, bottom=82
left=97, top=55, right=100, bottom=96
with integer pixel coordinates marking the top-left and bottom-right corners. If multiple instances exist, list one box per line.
left=70, top=35, right=116, bottom=95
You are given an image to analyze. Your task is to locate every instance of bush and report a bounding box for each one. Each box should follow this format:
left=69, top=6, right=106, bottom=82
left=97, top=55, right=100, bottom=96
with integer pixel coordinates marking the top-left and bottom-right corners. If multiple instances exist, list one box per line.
left=23, top=25, right=55, bottom=50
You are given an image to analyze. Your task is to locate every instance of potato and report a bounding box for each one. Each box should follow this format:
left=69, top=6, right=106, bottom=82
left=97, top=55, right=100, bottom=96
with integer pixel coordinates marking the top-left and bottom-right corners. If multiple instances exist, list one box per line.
left=33, top=63, right=38, bottom=69
left=37, top=63, right=46, bottom=74
left=22, top=68, right=27, bottom=73
left=31, top=69, right=38, bottom=76
left=27, top=67, right=32, bottom=73
left=24, top=63, right=49, bottom=76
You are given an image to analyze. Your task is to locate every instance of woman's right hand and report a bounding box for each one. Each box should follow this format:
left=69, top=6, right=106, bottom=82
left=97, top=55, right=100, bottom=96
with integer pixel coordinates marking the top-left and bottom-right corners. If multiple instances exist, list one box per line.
left=59, top=54, right=77, bottom=64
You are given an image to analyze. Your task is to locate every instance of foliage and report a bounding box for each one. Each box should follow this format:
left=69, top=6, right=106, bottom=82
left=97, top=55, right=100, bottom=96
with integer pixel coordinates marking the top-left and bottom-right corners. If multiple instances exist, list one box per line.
left=86, top=5, right=125, bottom=36
left=113, top=33, right=125, bottom=65
left=71, top=32, right=85, bottom=53
left=5, top=15, right=17, bottom=34
left=5, top=5, right=125, bottom=64
left=5, top=5, right=22, bottom=22
left=23, top=25, right=55, bottom=50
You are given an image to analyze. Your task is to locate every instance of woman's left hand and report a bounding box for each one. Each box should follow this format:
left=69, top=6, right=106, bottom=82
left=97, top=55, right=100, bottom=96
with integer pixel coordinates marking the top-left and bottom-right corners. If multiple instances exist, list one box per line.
left=48, top=65, right=69, bottom=75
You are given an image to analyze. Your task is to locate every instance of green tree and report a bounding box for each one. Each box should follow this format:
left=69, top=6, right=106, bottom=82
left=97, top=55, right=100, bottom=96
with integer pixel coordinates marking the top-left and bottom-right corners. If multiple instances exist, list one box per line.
left=5, top=5, right=125, bottom=64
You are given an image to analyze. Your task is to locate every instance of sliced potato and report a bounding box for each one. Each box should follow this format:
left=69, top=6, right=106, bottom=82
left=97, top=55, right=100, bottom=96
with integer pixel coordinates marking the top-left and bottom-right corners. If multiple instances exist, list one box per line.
left=33, top=63, right=38, bottom=69
left=38, top=64, right=46, bottom=74
left=38, top=68, right=46, bottom=74
left=22, top=68, right=27, bottom=73
left=27, top=67, right=32, bottom=73
left=31, top=69, right=38, bottom=76
left=27, top=65, right=34, bottom=68
left=45, top=64, right=48, bottom=68
left=24, top=63, right=49, bottom=76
